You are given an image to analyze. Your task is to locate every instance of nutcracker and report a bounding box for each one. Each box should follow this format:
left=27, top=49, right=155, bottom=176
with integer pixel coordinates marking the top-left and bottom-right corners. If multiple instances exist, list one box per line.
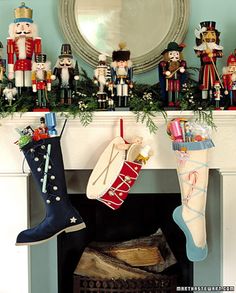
left=31, top=53, right=51, bottom=110
left=158, top=42, right=187, bottom=107
left=7, top=2, right=42, bottom=95
left=111, top=42, right=133, bottom=109
left=222, top=53, right=236, bottom=109
left=194, top=21, right=223, bottom=100
left=51, top=44, right=79, bottom=105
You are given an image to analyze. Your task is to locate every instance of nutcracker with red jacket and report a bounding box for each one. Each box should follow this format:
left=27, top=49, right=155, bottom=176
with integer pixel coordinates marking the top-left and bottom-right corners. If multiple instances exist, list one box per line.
left=51, top=44, right=79, bottom=105
left=158, top=42, right=187, bottom=107
left=213, top=81, right=222, bottom=109
left=94, top=54, right=112, bottom=110
left=222, top=53, right=236, bottom=109
left=7, top=2, right=41, bottom=95
left=111, top=43, right=133, bottom=108
left=0, top=41, right=6, bottom=94
left=32, top=53, right=51, bottom=110
left=194, top=21, right=223, bottom=100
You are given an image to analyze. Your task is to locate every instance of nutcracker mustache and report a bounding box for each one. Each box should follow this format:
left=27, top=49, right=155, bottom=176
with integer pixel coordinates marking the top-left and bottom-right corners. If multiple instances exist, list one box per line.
left=15, top=31, right=31, bottom=35
left=59, top=63, right=71, bottom=67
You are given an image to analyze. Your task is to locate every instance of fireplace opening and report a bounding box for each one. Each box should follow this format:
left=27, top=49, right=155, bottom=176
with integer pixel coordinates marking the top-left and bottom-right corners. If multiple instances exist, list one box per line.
left=57, top=193, right=193, bottom=293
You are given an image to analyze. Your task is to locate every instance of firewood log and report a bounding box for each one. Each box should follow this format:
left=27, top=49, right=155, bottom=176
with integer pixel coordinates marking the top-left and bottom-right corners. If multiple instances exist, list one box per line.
left=74, top=248, right=156, bottom=279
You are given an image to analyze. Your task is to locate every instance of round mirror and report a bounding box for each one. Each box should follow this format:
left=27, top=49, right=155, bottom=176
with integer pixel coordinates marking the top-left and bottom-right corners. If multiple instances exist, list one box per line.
left=59, top=0, right=189, bottom=74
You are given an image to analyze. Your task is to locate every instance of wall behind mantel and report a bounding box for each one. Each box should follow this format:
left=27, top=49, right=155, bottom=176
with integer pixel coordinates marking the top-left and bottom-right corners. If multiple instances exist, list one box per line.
left=1, top=0, right=236, bottom=84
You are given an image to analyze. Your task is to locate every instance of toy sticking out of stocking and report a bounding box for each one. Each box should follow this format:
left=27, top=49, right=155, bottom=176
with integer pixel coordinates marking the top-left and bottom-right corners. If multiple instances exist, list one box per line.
left=86, top=119, right=152, bottom=210
left=167, top=118, right=214, bottom=261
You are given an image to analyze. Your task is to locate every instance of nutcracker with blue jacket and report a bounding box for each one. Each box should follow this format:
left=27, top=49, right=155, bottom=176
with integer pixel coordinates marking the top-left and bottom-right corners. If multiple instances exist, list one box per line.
left=158, top=42, right=187, bottom=108
left=51, top=44, right=79, bottom=105
left=94, top=54, right=113, bottom=110
left=222, top=53, right=236, bottom=109
left=7, top=2, right=42, bottom=95
left=31, top=53, right=51, bottom=110
left=111, top=43, right=133, bottom=108
left=0, top=41, right=6, bottom=95
left=194, top=21, right=223, bottom=100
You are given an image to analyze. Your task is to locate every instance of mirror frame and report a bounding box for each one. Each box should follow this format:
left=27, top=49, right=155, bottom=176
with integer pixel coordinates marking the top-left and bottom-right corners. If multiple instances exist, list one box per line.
left=59, top=0, right=190, bottom=74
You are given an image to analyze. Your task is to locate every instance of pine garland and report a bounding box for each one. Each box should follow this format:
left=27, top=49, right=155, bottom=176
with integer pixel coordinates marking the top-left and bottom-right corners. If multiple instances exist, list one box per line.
left=0, top=67, right=216, bottom=132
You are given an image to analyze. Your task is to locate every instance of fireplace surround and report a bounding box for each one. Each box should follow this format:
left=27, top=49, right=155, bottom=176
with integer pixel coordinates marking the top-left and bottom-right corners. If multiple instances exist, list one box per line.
left=0, top=111, right=235, bottom=293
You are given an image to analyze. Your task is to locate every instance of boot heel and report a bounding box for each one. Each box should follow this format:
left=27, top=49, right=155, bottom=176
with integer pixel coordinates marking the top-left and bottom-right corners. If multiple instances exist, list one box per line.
left=65, top=222, right=86, bottom=233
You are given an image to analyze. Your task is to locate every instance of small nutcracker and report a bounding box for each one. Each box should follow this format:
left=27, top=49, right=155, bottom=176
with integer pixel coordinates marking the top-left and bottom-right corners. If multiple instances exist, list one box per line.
left=158, top=42, right=187, bottom=108
left=7, top=2, right=42, bottom=96
left=111, top=42, right=133, bottom=109
left=33, top=117, right=49, bottom=141
left=32, top=53, right=51, bottom=110
left=213, top=81, right=222, bottom=109
left=94, top=54, right=112, bottom=110
left=51, top=44, right=79, bottom=105
left=2, top=82, right=17, bottom=106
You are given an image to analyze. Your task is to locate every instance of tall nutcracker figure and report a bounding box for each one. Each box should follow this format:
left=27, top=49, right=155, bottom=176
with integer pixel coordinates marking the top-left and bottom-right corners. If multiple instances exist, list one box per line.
left=94, top=54, right=113, bottom=110
left=51, top=44, right=79, bottom=105
left=0, top=41, right=6, bottom=95
left=158, top=42, right=187, bottom=107
left=194, top=21, right=223, bottom=100
left=7, top=2, right=41, bottom=96
left=111, top=42, right=133, bottom=109
left=222, top=53, right=236, bottom=109
left=31, top=53, right=51, bottom=110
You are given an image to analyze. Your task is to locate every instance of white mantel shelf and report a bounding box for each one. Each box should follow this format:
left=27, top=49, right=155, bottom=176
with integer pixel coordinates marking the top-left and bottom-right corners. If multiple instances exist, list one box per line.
left=1, top=111, right=236, bottom=292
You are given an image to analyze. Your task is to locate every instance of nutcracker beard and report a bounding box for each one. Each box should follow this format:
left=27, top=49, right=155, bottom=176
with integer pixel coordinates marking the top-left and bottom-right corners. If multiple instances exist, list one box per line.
left=16, top=38, right=26, bottom=59
left=172, top=140, right=214, bottom=261
left=61, top=67, right=70, bottom=87
left=15, top=37, right=32, bottom=88
left=35, top=69, right=44, bottom=80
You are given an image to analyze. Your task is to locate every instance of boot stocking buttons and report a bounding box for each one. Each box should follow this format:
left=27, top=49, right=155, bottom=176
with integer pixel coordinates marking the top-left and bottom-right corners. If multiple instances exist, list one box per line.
left=46, top=199, right=51, bottom=204
left=30, top=148, right=35, bottom=152
left=56, top=196, right=60, bottom=201
left=50, top=175, right=55, bottom=180
left=53, top=186, right=58, bottom=190
left=34, top=157, right=39, bottom=161
left=48, top=165, right=52, bottom=169
left=41, top=145, right=46, bottom=149
left=37, top=167, right=41, bottom=172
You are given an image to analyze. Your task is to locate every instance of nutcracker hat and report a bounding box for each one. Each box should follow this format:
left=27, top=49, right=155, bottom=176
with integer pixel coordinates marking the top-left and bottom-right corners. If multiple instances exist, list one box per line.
left=59, top=44, right=73, bottom=58
left=161, top=42, right=184, bottom=55
left=227, top=54, right=236, bottom=66
left=35, top=53, right=47, bottom=63
left=98, top=54, right=107, bottom=62
left=14, top=2, right=33, bottom=23
left=112, top=42, right=130, bottom=62
left=200, top=21, right=216, bottom=31
left=7, top=82, right=14, bottom=89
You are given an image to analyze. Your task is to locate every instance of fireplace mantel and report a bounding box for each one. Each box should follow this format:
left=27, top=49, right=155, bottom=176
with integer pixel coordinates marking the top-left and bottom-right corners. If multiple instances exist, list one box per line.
left=1, top=111, right=236, bottom=292
left=1, top=110, right=236, bottom=172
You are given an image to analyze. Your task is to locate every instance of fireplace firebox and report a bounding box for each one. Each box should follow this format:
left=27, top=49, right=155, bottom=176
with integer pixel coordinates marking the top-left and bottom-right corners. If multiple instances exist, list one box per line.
left=57, top=193, right=193, bottom=293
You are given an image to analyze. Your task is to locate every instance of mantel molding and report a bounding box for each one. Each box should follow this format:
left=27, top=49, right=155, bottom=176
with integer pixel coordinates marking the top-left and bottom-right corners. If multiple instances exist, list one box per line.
left=1, top=111, right=236, bottom=127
